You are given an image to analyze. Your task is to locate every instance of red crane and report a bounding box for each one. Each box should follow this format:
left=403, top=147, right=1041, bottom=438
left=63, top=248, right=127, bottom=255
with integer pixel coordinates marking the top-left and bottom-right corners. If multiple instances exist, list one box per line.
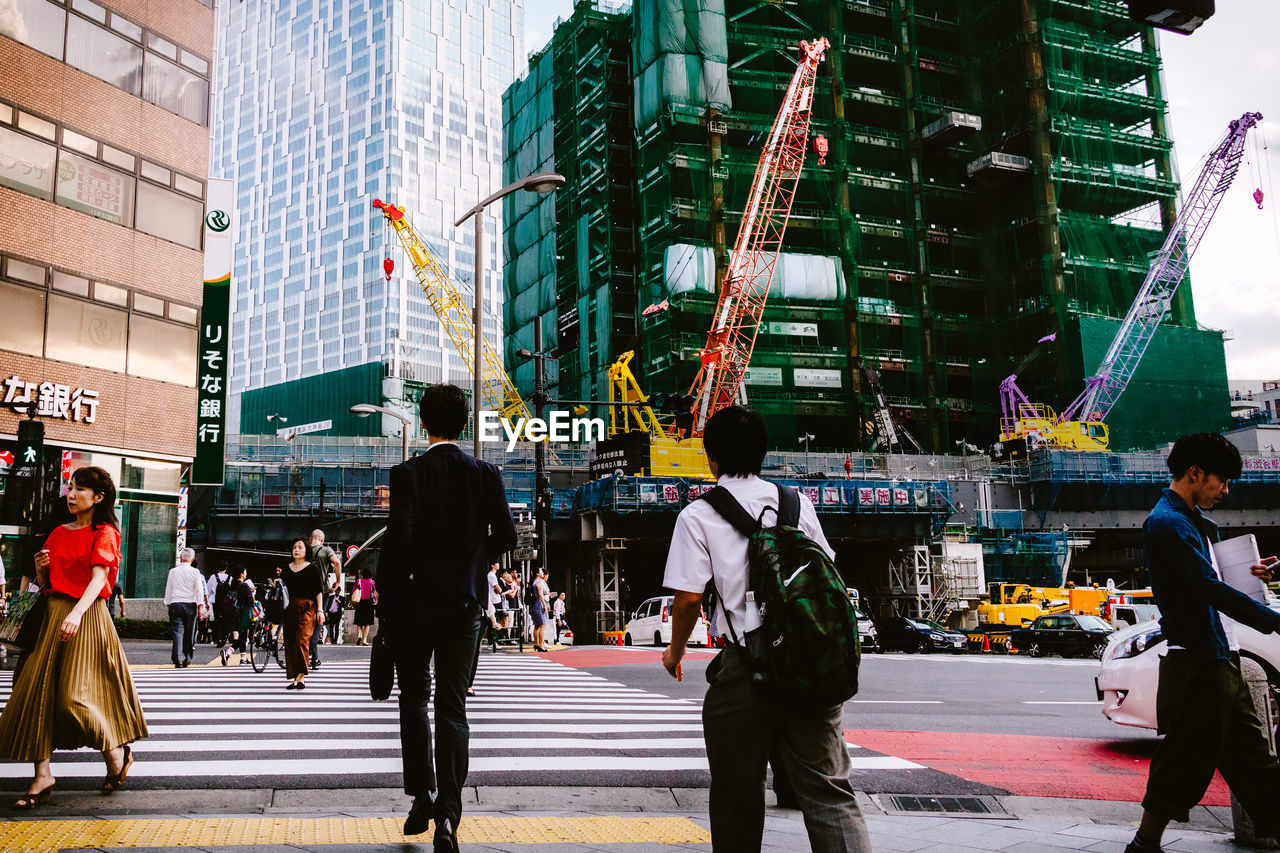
left=684, top=38, right=829, bottom=437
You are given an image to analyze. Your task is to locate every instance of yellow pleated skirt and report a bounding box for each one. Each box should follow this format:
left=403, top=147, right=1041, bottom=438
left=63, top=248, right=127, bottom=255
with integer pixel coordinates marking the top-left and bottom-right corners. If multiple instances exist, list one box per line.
left=0, top=595, right=148, bottom=762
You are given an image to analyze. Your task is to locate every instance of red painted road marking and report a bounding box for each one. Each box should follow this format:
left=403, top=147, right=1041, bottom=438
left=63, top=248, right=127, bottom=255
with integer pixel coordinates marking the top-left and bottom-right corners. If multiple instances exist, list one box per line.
left=538, top=648, right=718, bottom=668
left=846, top=729, right=1230, bottom=805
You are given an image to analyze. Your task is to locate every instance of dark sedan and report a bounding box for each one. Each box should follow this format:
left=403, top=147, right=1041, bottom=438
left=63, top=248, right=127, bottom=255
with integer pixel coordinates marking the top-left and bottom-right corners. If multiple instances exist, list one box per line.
left=875, top=616, right=969, bottom=654
left=1010, top=613, right=1116, bottom=659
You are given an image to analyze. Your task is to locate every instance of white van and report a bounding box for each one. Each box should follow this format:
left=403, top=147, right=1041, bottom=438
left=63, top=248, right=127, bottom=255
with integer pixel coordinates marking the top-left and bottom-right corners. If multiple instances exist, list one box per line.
left=623, top=596, right=711, bottom=647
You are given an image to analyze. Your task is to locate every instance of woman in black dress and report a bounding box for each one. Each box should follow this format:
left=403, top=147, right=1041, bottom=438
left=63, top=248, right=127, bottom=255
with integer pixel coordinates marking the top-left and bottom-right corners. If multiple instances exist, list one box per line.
left=280, top=539, right=325, bottom=690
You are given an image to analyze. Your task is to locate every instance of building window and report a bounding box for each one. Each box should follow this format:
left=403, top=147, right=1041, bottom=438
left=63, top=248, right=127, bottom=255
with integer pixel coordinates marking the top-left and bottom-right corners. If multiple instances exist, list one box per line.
left=45, top=292, right=128, bottom=372
left=0, top=125, right=56, bottom=199
left=66, top=15, right=143, bottom=95
left=54, top=149, right=136, bottom=227
left=135, top=180, right=202, bottom=249
left=0, top=2, right=211, bottom=126
left=127, top=314, right=196, bottom=386
left=0, top=0, right=66, bottom=58
left=0, top=281, right=46, bottom=356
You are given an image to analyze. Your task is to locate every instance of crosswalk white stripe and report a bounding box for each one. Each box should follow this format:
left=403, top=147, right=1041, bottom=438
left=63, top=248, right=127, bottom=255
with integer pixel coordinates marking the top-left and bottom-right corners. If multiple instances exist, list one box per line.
left=0, top=654, right=930, bottom=782
left=140, top=710, right=705, bottom=720
left=0, top=755, right=921, bottom=779
left=133, top=701, right=694, bottom=711
left=88, top=737, right=714, bottom=753
left=142, top=723, right=708, bottom=734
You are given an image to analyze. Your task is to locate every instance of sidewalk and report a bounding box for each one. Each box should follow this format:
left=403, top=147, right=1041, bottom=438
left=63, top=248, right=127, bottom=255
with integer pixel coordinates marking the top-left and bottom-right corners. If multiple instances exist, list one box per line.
left=0, top=786, right=1263, bottom=852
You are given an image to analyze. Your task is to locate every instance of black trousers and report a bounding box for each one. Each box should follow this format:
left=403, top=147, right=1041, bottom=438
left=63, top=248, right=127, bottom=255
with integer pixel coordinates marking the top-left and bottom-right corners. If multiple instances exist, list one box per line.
left=393, top=603, right=483, bottom=828
left=168, top=603, right=196, bottom=665
left=702, top=644, right=871, bottom=852
left=1143, top=651, right=1280, bottom=833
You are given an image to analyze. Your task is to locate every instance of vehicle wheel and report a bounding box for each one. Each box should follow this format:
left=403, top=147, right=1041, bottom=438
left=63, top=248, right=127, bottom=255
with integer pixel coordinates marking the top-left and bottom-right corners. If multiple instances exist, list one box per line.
left=654, top=632, right=663, bottom=646
left=624, top=633, right=633, bottom=646
left=1091, top=640, right=1108, bottom=660
left=249, top=627, right=270, bottom=673
left=1026, top=642, right=1043, bottom=658
left=916, top=638, right=930, bottom=655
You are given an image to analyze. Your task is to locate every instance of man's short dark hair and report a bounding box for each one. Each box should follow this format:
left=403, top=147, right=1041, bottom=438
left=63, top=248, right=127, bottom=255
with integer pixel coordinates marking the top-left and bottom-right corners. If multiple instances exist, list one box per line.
left=1167, top=432, right=1242, bottom=481
left=702, top=406, right=767, bottom=476
left=420, top=383, right=469, bottom=439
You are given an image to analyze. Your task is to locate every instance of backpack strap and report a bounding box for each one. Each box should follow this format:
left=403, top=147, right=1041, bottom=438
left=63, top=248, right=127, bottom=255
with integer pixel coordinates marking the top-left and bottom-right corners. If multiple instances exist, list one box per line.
left=776, top=484, right=801, bottom=528
left=700, top=486, right=759, bottom=537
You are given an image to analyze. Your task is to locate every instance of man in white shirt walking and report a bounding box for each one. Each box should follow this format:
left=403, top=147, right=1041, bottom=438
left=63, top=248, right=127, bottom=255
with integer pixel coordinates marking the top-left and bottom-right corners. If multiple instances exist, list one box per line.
left=165, top=548, right=205, bottom=668
left=660, top=406, right=870, bottom=853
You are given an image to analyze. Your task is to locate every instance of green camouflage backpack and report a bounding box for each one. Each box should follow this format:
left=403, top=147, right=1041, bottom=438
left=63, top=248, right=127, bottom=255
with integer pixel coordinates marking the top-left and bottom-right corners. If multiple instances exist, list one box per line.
left=702, top=484, right=860, bottom=710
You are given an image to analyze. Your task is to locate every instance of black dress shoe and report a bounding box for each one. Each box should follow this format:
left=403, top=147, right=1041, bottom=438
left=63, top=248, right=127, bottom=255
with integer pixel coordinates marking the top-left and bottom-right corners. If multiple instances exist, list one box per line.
left=432, top=818, right=459, bottom=853
left=403, top=799, right=432, bottom=836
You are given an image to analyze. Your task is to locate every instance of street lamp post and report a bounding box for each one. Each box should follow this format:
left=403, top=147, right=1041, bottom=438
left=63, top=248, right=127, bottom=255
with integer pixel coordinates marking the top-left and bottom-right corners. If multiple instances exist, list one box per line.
left=350, top=404, right=413, bottom=462
left=454, top=171, right=565, bottom=458
left=799, top=432, right=815, bottom=474
left=516, top=315, right=554, bottom=580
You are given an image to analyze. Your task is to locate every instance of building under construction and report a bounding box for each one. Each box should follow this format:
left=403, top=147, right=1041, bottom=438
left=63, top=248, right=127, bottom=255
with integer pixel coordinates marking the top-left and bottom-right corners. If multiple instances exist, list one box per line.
left=503, top=0, right=1232, bottom=452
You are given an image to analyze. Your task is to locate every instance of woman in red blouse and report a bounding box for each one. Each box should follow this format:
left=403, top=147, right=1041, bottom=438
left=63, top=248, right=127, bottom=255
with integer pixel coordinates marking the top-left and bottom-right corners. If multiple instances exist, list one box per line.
left=0, top=466, right=148, bottom=808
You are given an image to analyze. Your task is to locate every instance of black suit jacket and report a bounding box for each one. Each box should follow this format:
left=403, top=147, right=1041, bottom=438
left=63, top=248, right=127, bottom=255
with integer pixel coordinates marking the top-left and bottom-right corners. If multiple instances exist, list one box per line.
left=381, top=443, right=517, bottom=615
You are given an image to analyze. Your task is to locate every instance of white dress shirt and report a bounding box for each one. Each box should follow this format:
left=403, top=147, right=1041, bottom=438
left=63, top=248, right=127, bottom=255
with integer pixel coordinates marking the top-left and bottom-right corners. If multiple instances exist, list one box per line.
left=663, top=474, right=834, bottom=645
left=165, top=563, right=207, bottom=606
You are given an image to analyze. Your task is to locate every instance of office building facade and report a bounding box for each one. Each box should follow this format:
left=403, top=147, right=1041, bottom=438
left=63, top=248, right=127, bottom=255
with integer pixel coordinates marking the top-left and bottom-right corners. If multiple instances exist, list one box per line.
left=212, top=0, right=525, bottom=438
left=0, top=0, right=214, bottom=596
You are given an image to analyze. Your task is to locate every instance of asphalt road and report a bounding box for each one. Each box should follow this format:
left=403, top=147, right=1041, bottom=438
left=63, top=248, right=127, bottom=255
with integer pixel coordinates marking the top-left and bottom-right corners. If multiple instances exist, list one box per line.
left=2, top=642, right=1173, bottom=801
left=591, top=647, right=1145, bottom=741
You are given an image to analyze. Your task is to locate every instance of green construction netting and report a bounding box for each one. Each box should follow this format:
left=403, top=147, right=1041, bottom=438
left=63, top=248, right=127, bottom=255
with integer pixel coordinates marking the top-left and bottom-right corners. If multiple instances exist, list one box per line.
left=1058, top=211, right=1166, bottom=317
left=503, top=49, right=558, bottom=380
left=632, top=0, right=731, bottom=129
left=1076, top=315, right=1230, bottom=451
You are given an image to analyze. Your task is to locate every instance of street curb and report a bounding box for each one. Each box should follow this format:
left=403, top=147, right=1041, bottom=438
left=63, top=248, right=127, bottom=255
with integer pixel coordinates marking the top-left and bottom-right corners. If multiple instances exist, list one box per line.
left=0, top=787, right=1235, bottom=835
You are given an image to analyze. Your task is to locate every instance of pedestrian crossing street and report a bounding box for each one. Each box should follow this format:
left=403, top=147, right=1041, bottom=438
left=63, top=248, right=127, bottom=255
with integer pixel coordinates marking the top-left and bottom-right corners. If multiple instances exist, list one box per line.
left=0, top=655, right=927, bottom=789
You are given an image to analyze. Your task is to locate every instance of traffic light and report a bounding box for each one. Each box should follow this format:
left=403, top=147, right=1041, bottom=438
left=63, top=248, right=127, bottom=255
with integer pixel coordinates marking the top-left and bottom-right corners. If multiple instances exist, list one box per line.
left=535, top=475, right=552, bottom=524
left=14, top=418, right=43, bottom=473
left=653, top=392, right=695, bottom=433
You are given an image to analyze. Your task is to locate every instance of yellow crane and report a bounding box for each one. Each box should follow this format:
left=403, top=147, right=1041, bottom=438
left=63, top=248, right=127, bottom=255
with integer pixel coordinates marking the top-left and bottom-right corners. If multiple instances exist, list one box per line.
left=373, top=199, right=533, bottom=425
left=602, top=351, right=708, bottom=478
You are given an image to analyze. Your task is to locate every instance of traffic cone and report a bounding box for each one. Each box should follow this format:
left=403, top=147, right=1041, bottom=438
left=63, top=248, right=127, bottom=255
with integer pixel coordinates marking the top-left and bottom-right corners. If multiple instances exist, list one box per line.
left=982, top=633, right=991, bottom=653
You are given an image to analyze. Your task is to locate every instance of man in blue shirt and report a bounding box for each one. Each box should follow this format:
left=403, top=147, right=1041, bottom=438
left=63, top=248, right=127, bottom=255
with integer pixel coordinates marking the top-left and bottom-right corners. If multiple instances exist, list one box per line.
left=1128, top=433, right=1280, bottom=853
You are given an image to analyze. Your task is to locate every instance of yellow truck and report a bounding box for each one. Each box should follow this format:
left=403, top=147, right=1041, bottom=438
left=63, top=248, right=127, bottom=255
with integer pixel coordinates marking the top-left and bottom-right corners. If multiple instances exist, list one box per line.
left=975, top=583, right=1110, bottom=630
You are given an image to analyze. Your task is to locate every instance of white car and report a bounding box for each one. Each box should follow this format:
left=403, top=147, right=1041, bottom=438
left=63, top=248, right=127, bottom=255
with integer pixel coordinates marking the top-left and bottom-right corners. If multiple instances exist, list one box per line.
left=1097, top=617, right=1280, bottom=729
left=624, top=596, right=710, bottom=647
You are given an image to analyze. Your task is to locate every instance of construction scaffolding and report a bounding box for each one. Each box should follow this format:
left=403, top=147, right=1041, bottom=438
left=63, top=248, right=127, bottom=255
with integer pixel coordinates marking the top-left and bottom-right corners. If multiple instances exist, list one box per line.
left=503, top=0, right=1231, bottom=454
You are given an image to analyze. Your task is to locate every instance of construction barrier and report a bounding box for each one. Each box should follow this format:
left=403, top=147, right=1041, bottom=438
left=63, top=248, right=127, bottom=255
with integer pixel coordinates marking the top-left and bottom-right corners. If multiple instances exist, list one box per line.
left=602, top=630, right=625, bottom=646
left=966, top=632, right=1012, bottom=654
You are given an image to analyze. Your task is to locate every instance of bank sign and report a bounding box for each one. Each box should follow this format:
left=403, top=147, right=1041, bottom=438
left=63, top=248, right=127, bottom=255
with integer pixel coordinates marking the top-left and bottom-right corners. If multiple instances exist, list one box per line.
left=192, top=180, right=232, bottom=485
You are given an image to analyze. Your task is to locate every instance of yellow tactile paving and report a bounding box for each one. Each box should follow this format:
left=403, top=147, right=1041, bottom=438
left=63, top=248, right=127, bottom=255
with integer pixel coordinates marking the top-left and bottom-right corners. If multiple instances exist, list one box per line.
left=0, top=815, right=712, bottom=850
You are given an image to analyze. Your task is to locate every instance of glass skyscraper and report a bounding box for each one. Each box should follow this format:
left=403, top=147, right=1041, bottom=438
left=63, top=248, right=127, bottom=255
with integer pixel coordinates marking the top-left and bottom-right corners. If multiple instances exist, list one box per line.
left=211, top=0, right=524, bottom=433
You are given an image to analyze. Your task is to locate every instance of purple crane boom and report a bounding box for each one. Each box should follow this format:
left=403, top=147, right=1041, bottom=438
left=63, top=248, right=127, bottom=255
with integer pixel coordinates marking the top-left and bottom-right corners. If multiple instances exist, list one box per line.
left=1058, top=111, right=1262, bottom=425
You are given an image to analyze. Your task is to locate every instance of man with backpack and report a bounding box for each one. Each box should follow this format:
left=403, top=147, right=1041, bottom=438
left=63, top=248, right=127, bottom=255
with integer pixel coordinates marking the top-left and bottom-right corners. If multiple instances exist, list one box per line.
left=205, top=562, right=232, bottom=648
left=308, top=530, right=341, bottom=667
left=661, top=406, right=870, bottom=852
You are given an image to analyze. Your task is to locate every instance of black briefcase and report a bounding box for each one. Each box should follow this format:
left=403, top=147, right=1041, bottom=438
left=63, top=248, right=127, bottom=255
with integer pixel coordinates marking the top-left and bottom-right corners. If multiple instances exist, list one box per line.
left=369, top=623, right=395, bottom=701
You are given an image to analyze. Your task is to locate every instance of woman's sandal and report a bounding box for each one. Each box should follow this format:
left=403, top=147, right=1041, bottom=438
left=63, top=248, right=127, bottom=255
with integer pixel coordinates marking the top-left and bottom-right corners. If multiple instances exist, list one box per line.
left=13, top=782, right=55, bottom=810
left=102, top=744, right=133, bottom=794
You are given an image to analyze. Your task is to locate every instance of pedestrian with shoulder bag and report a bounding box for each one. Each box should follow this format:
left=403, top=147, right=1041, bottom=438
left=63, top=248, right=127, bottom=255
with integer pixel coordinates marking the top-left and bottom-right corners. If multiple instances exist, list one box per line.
left=0, top=466, right=147, bottom=809
left=660, top=407, right=869, bottom=853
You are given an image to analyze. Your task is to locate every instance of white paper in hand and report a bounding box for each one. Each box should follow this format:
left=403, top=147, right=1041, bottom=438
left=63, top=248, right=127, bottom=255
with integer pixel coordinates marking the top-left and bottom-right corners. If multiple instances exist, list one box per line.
left=1212, top=534, right=1267, bottom=604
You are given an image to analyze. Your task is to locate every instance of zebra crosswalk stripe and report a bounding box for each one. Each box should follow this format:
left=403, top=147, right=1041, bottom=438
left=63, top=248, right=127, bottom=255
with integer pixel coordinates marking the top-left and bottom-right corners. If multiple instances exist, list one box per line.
left=0, top=656, right=923, bottom=785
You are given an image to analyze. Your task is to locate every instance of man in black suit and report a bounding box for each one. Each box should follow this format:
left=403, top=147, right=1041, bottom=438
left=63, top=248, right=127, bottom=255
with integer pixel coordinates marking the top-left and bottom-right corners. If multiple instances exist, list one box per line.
left=381, top=384, right=517, bottom=850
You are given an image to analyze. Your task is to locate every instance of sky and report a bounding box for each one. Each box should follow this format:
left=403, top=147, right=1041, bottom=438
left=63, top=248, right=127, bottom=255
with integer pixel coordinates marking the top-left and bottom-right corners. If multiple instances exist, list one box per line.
left=522, top=0, right=1280, bottom=382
